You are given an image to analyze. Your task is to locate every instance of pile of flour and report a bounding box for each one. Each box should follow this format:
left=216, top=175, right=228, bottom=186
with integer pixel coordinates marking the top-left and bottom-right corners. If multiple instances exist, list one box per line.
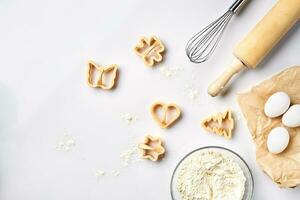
left=176, top=150, right=246, bottom=200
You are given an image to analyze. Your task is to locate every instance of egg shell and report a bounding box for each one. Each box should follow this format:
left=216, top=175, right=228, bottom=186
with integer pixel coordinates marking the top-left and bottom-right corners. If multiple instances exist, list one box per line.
left=267, top=127, right=290, bottom=154
left=282, top=104, right=300, bottom=128
left=264, top=92, right=290, bottom=118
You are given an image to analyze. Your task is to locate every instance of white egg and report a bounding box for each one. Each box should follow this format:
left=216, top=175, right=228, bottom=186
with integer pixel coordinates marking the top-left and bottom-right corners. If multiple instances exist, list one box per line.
left=267, top=127, right=290, bottom=154
left=264, top=92, right=290, bottom=118
left=282, top=104, right=300, bottom=128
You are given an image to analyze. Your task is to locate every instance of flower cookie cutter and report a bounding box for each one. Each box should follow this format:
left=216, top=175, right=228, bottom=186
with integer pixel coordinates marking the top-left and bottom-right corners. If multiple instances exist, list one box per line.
left=150, top=101, right=181, bottom=129
left=201, top=110, right=234, bottom=139
left=138, top=135, right=165, bottom=161
left=134, top=36, right=165, bottom=67
left=86, top=60, right=118, bottom=90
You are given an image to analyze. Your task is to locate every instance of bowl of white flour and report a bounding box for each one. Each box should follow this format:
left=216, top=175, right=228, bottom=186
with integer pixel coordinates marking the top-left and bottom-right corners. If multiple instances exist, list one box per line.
left=170, top=146, right=253, bottom=200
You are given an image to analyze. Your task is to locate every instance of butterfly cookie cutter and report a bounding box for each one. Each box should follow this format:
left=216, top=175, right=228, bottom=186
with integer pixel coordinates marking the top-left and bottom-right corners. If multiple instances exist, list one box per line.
left=150, top=101, right=181, bottom=129
left=134, top=36, right=165, bottom=67
left=201, top=110, right=234, bottom=139
left=138, top=135, right=165, bottom=161
left=86, top=61, right=118, bottom=90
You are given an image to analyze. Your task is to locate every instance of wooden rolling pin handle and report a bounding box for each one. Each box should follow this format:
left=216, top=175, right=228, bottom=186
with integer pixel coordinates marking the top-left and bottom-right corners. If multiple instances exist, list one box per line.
left=208, top=57, right=245, bottom=97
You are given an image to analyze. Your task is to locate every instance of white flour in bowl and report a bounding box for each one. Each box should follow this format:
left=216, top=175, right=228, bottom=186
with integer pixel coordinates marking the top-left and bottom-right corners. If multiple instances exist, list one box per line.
left=176, top=150, right=246, bottom=200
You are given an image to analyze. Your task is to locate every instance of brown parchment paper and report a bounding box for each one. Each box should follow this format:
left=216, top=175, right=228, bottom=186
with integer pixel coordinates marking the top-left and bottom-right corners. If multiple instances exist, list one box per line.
left=237, top=66, right=300, bottom=188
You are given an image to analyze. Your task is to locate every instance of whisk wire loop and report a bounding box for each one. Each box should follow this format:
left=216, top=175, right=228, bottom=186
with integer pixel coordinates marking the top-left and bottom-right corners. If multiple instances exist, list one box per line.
left=186, top=10, right=234, bottom=63
left=190, top=12, right=232, bottom=58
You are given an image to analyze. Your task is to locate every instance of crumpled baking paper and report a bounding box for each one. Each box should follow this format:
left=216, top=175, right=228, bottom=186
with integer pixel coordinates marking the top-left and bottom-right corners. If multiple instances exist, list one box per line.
left=237, top=66, right=300, bottom=188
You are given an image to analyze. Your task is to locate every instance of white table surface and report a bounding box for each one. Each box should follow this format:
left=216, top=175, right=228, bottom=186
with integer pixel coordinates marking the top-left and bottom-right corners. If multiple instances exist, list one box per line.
left=0, top=0, right=299, bottom=199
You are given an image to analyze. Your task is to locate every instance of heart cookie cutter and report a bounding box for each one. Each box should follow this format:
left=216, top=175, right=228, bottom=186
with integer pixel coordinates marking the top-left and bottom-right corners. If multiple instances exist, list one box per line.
left=150, top=102, right=181, bottom=129
left=201, top=110, right=234, bottom=139
left=134, top=36, right=165, bottom=67
left=138, top=135, right=165, bottom=161
left=86, top=61, right=118, bottom=90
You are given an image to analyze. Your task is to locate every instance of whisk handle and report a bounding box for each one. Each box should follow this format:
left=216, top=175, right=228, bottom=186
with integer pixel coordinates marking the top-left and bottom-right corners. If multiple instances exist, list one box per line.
left=208, top=57, right=245, bottom=97
left=229, top=0, right=248, bottom=13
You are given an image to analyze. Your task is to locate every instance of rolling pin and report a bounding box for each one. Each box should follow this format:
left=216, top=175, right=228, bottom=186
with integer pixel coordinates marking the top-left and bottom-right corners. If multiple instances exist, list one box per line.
left=208, top=0, right=300, bottom=97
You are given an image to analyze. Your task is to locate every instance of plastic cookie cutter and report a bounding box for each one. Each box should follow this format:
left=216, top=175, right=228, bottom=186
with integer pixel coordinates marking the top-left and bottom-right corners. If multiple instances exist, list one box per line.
left=134, top=36, right=165, bottom=67
left=138, top=135, right=165, bottom=161
left=150, top=101, right=181, bottom=129
left=201, top=110, right=234, bottom=139
left=86, top=60, right=118, bottom=90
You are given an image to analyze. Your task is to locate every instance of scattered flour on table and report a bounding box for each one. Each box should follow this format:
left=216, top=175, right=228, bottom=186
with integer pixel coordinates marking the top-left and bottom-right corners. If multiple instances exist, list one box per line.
left=184, top=84, right=200, bottom=103
left=159, top=66, right=184, bottom=78
left=95, top=169, right=106, bottom=179
left=95, top=144, right=142, bottom=180
left=56, top=133, right=76, bottom=152
left=119, top=145, right=142, bottom=167
left=111, top=169, right=120, bottom=176
left=234, top=110, right=243, bottom=121
left=176, top=150, right=246, bottom=200
left=121, top=113, right=137, bottom=125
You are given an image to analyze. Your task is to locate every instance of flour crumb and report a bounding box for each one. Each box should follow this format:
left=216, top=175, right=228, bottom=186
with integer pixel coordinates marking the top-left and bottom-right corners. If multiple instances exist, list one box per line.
left=111, top=170, right=120, bottom=176
left=184, top=84, right=200, bottom=102
left=120, top=145, right=140, bottom=167
left=95, top=169, right=106, bottom=179
left=121, top=113, right=137, bottom=125
left=159, top=66, right=183, bottom=78
left=56, top=133, right=76, bottom=152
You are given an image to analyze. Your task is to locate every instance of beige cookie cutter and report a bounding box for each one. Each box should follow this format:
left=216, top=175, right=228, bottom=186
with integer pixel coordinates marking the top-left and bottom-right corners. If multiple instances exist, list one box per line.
left=150, top=102, right=181, bottom=129
left=201, top=110, right=234, bottom=139
left=134, top=36, right=165, bottom=67
left=86, top=61, right=118, bottom=90
left=138, top=135, right=165, bottom=161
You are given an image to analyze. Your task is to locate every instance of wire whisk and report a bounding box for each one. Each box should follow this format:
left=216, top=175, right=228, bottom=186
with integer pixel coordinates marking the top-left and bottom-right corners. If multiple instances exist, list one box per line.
left=186, top=0, right=248, bottom=63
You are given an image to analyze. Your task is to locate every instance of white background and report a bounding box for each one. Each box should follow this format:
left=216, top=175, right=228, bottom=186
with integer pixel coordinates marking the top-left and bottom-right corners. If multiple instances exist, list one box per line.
left=0, top=0, right=299, bottom=199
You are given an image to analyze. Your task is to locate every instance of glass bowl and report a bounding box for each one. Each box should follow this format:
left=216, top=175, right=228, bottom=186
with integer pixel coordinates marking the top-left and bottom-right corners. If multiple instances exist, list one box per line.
left=170, top=146, right=254, bottom=200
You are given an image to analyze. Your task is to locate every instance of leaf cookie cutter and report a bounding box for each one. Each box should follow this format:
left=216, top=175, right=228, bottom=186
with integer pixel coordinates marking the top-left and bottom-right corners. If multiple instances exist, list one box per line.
left=86, top=61, right=118, bottom=90
left=150, top=102, right=181, bottom=129
left=201, top=110, right=234, bottom=139
left=134, top=36, right=165, bottom=67
left=138, top=135, right=165, bottom=161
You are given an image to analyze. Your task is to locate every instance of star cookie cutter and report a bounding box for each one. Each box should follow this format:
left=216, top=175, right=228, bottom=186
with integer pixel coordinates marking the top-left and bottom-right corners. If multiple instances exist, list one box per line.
left=138, top=135, right=165, bottom=161
left=150, top=102, right=181, bottom=129
left=201, top=110, right=234, bottom=139
left=134, top=36, right=165, bottom=67
left=86, top=61, right=118, bottom=90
